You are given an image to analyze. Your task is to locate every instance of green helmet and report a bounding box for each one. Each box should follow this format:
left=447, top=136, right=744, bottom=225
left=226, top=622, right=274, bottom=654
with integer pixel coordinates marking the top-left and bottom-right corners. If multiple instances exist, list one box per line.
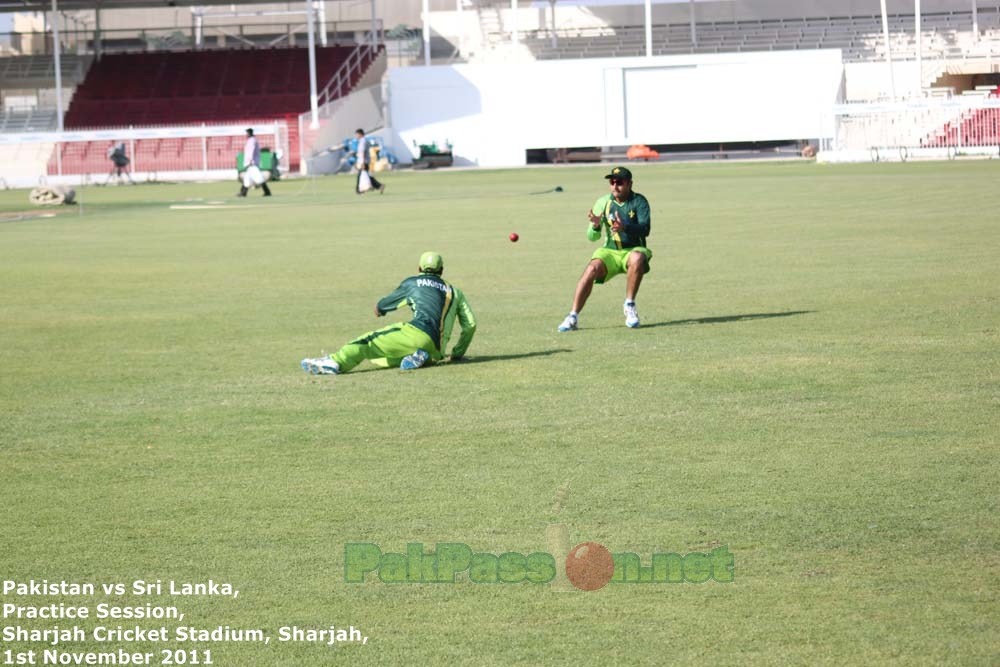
left=419, top=251, right=443, bottom=274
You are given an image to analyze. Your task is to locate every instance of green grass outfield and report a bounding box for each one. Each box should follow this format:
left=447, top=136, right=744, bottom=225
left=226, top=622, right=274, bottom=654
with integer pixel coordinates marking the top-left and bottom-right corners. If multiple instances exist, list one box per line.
left=1, top=161, right=997, bottom=665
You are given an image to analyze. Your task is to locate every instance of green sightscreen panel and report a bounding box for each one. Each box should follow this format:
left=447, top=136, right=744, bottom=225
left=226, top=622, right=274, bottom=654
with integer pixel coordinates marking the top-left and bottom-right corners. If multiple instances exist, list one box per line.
left=236, top=150, right=274, bottom=171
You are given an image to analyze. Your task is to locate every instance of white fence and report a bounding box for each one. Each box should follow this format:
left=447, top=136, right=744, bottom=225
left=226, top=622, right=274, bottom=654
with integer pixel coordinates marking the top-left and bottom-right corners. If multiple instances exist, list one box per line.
left=821, top=94, right=1000, bottom=162
left=0, top=122, right=288, bottom=189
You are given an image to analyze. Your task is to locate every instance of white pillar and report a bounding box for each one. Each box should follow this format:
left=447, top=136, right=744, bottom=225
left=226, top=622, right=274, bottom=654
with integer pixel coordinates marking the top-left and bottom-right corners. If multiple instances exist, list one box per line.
left=457, top=0, right=464, bottom=57
left=689, top=0, right=697, bottom=47
left=880, top=0, right=896, bottom=101
left=915, top=0, right=922, bottom=95
left=422, top=0, right=430, bottom=66
left=511, top=0, right=518, bottom=48
left=201, top=124, right=208, bottom=174
left=318, top=0, right=328, bottom=47
left=369, top=0, right=376, bottom=47
left=644, top=0, right=652, bottom=57
left=52, top=0, right=64, bottom=132
left=306, top=0, right=318, bottom=128
left=194, top=10, right=202, bottom=49
left=549, top=0, right=557, bottom=49
left=972, top=0, right=979, bottom=43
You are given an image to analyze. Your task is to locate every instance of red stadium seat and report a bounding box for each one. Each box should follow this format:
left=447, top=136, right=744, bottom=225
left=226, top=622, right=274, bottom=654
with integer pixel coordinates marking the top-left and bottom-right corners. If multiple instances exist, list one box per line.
left=62, top=45, right=384, bottom=170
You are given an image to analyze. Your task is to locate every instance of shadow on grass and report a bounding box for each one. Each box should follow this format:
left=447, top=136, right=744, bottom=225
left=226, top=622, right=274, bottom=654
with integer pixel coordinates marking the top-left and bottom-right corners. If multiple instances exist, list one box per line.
left=322, top=348, right=573, bottom=374
left=442, top=348, right=573, bottom=365
left=643, top=310, right=815, bottom=328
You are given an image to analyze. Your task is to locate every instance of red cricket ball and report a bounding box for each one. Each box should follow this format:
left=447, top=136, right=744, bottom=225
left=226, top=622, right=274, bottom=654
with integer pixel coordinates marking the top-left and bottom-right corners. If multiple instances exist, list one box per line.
left=509, top=232, right=519, bottom=242
left=565, top=541, right=615, bottom=591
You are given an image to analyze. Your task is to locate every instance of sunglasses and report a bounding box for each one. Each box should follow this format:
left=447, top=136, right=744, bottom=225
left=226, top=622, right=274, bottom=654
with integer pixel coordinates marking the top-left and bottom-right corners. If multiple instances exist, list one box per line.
left=609, top=179, right=628, bottom=186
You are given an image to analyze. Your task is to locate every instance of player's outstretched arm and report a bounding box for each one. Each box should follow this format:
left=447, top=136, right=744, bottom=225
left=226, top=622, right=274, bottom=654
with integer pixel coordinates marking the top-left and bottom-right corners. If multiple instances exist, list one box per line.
left=375, top=283, right=410, bottom=316
left=450, top=292, right=477, bottom=360
left=586, top=209, right=603, bottom=242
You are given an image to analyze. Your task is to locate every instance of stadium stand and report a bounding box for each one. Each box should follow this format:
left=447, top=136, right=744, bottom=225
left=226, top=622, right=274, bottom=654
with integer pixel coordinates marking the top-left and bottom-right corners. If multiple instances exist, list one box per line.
left=0, top=53, right=91, bottom=87
left=521, top=9, right=1000, bottom=63
left=0, top=54, right=92, bottom=133
left=922, top=85, right=1000, bottom=147
left=64, top=47, right=367, bottom=127
left=53, top=45, right=382, bottom=171
left=0, top=108, right=58, bottom=133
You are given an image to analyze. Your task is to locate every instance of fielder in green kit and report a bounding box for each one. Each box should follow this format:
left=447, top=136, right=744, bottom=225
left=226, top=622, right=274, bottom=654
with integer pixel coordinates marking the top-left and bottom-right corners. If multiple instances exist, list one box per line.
left=558, top=166, right=652, bottom=331
left=301, top=252, right=476, bottom=375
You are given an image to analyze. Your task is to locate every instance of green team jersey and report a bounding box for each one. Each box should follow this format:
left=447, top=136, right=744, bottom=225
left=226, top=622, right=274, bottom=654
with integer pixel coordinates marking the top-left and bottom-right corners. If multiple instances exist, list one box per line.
left=588, top=192, right=651, bottom=249
left=376, top=273, right=477, bottom=357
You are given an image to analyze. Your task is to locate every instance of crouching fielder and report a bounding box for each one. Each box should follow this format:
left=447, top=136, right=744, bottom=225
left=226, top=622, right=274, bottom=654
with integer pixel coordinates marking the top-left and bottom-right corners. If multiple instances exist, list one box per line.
left=301, top=252, right=476, bottom=375
left=557, top=166, right=652, bottom=331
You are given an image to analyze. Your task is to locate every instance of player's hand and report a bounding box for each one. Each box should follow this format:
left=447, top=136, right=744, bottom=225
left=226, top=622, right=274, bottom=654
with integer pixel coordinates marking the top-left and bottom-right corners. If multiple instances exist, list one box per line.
left=587, top=210, right=602, bottom=229
left=610, top=212, right=624, bottom=233
left=448, top=355, right=463, bottom=362
left=374, top=304, right=383, bottom=317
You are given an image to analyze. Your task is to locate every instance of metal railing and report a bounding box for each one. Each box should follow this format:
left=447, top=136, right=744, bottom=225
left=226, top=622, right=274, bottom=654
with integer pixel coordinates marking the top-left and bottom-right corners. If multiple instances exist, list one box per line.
left=316, top=32, right=382, bottom=109
left=0, top=108, right=58, bottom=133
left=0, top=52, right=89, bottom=84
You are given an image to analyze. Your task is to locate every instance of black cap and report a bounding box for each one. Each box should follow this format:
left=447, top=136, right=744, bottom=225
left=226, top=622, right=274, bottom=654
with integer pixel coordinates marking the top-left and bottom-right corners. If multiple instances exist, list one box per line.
left=604, top=166, right=632, bottom=180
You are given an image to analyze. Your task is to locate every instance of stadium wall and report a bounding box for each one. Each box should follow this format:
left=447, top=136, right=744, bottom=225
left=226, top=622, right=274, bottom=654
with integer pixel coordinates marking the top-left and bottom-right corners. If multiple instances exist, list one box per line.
left=845, top=62, right=923, bottom=101
left=386, top=50, right=843, bottom=167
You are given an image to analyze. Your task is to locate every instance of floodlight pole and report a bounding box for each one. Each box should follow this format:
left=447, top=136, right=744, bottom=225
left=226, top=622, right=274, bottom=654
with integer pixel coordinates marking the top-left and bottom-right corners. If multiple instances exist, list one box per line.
left=971, top=0, right=979, bottom=43
left=512, top=0, right=519, bottom=49
left=318, top=0, right=328, bottom=47
left=644, top=0, right=652, bottom=57
left=94, top=6, right=101, bottom=60
left=369, top=0, right=375, bottom=47
left=422, top=0, right=430, bottom=66
left=306, top=0, right=318, bottom=129
left=191, top=7, right=203, bottom=49
left=549, top=0, right=557, bottom=49
left=915, top=0, right=922, bottom=95
left=52, top=0, right=64, bottom=132
left=879, top=0, right=897, bottom=101
left=457, top=0, right=465, bottom=57
left=689, top=0, right=697, bottom=47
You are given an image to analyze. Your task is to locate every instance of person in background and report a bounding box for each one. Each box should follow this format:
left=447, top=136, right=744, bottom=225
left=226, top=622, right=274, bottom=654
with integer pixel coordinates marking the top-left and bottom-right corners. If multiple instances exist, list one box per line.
left=354, top=128, right=385, bottom=195
left=238, top=128, right=272, bottom=197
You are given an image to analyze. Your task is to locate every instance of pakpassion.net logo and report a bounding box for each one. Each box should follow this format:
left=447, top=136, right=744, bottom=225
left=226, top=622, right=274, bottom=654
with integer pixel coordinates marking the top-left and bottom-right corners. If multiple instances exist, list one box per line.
left=344, top=541, right=734, bottom=591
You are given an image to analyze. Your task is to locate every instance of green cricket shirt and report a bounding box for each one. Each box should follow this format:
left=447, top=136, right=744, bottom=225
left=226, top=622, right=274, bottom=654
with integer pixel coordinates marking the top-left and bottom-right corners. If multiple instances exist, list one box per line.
left=589, top=192, right=651, bottom=249
left=376, top=273, right=476, bottom=356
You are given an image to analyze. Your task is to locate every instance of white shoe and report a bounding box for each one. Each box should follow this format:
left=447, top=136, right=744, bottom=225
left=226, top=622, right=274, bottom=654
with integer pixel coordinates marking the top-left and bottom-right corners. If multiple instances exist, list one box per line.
left=400, top=349, right=429, bottom=370
left=624, top=302, right=640, bottom=328
left=301, top=357, right=340, bottom=375
left=557, top=314, right=578, bottom=332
